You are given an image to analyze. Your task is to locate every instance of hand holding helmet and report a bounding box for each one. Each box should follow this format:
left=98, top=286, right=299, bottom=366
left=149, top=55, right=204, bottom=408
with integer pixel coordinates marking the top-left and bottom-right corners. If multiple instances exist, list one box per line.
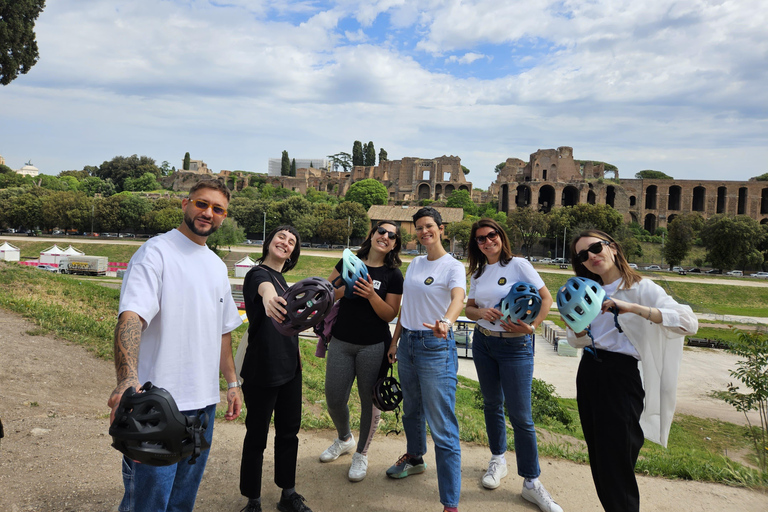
left=271, top=277, right=336, bottom=336
left=332, top=249, right=369, bottom=299
left=498, top=281, right=542, bottom=325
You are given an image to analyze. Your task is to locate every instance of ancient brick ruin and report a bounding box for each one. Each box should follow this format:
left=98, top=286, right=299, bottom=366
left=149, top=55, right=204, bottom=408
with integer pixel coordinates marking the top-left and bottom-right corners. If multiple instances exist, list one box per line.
left=491, top=146, right=768, bottom=231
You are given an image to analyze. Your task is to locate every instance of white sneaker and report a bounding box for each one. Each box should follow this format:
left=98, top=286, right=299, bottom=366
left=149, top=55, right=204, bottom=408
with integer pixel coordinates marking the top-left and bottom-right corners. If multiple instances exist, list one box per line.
left=319, top=435, right=356, bottom=462
left=522, top=480, right=563, bottom=512
left=348, top=452, right=368, bottom=482
left=481, top=458, right=508, bottom=489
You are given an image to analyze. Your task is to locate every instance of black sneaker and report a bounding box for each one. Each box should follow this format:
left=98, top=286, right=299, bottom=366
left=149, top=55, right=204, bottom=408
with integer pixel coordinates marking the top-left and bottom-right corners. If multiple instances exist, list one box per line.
left=240, top=498, right=262, bottom=512
left=277, top=492, right=313, bottom=512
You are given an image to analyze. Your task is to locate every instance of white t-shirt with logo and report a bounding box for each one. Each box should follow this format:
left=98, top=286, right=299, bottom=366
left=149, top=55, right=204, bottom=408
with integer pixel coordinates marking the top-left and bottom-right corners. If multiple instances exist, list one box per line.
left=468, top=258, right=545, bottom=332
left=118, top=229, right=243, bottom=410
left=400, top=253, right=466, bottom=331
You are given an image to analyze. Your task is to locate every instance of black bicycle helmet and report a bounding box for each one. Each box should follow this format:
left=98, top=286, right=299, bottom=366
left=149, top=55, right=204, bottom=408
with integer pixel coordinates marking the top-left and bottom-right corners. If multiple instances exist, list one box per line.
left=109, top=382, right=210, bottom=466
left=373, top=364, right=403, bottom=412
left=272, top=276, right=335, bottom=336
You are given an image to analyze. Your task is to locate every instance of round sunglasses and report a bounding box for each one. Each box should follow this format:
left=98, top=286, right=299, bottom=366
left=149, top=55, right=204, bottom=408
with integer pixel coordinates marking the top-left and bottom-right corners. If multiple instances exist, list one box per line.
left=475, top=230, right=499, bottom=245
left=376, top=226, right=397, bottom=240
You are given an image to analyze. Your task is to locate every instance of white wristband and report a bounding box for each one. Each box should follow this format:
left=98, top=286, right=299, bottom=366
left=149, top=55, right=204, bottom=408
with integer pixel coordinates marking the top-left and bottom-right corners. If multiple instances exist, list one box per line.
left=227, top=381, right=240, bottom=389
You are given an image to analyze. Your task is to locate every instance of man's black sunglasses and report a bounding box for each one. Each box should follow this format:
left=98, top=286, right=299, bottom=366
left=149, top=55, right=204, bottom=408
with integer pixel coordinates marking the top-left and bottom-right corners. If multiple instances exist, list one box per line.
left=576, top=240, right=610, bottom=263
left=376, top=226, right=397, bottom=239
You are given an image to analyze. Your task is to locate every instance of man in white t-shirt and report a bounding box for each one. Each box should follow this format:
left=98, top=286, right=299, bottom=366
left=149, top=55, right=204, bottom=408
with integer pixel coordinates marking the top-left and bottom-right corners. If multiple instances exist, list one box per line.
left=108, top=180, right=243, bottom=512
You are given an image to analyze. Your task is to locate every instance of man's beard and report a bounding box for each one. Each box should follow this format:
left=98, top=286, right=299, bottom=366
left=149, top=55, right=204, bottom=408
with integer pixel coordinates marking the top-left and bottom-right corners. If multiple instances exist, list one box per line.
left=184, top=211, right=219, bottom=237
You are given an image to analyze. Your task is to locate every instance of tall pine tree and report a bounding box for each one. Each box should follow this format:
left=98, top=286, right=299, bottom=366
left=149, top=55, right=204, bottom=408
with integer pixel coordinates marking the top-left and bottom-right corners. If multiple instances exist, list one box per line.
left=352, top=141, right=364, bottom=166
left=281, top=150, right=290, bottom=176
left=183, top=152, right=190, bottom=170
left=364, top=141, right=376, bottom=166
left=291, top=158, right=296, bottom=177
left=379, top=148, right=388, bottom=164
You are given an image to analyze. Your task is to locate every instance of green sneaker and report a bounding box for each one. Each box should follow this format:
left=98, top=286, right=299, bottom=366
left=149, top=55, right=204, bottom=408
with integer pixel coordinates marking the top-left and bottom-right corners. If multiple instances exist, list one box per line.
left=386, top=453, right=426, bottom=479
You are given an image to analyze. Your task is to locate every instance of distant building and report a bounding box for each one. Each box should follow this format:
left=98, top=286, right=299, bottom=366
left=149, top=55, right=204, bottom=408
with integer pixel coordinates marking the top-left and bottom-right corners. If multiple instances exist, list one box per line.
left=0, top=154, right=5, bottom=166
left=492, top=146, right=768, bottom=231
left=183, top=159, right=211, bottom=174
left=268, top=158, right=328, bottom=176
left=17, top=161, right=39, bottom=177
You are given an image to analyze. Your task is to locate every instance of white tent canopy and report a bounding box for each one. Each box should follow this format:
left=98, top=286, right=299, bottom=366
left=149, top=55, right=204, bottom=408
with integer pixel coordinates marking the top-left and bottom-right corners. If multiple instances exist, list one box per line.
left=0, top=241, right=20, bottom=262
left=234, top=256, right=256, bottom=278
left=40, top=245, right=65, bottom=264
left=62, top=245, right=84, bottom=256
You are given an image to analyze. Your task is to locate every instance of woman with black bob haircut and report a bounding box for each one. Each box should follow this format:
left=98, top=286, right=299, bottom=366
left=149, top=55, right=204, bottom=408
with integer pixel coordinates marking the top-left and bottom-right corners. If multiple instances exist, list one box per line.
left=386, top=207, right=466, bottom=512
left=566, top=229, right=697, bottom=512
left=319, top=220, right=404, bottom=482
left=464, top=218, right=560, bottom=512
left=239, top=225, right=314, bottom=512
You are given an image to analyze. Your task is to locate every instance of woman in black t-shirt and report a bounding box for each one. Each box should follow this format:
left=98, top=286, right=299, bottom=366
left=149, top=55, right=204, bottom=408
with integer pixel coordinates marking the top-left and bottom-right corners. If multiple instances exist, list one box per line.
left=318, top=221, right=404, bottom=482
left=239, top=225, right=314, bottom=512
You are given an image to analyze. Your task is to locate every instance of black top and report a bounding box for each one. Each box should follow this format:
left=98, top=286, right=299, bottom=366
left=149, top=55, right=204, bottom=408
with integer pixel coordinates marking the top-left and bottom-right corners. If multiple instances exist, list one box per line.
left=331, top=259, right=404, bottom=345
left=241, top=265, right=299, bottom=387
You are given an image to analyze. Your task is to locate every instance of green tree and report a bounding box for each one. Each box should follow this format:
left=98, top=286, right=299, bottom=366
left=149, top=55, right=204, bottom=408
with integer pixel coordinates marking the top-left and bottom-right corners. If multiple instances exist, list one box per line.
left=461, top=165, right=470, bottom=175
left=344, top=179, right=388, bottom=210
left=290, top=158, right=296, bottom=177
left=159, top=161, right=173, bottom=177
left=445, top=219, right=472, bottom=254
left=507, top=207, right=549, bottom=259
left=334, top=201, right=369, bottom=238
left=379, top=148, right=388, bottom=164
left=635, top=170, right=673, bottom=179
left=494, top=161, right=506, bottom=173
left=95, top=155, right=160, bottom=192
left=752, top=172, right=768, bottom=181
left=721, top=330, right=768, bottom=471
left=281, top=150, right=290, bottom=176
left=352, top=141, right=364, bottom=166
left=123, top=172, right=161, bottom=192
left=548, top=204, right=624, bottom=240
left=206, top=218, right=245, bottom=253
left=6, top=190, right=43, bottom=230
left=316, top=218, right=348, bottom=245
left=0, top=163, right=13, bottom=174
left=40, top=191, right=90, bottom=232
left=663, top=214, right=703, bottom=266
left=327, top=152, right=352, bottom=173
left=275, top=196, right=313, bottom=227
left=364, top=141, right=376, bottom=166
left=0, top=0, right=46, bottom=86
left=445, top=189, right=477, bottom=216
left=143, top=207, right=183, bottom=234
left=293, top=213, right=320, bottom=242
left=700, top=215, right=766, bottom=270
left=183, top=152, right=191, bottom=171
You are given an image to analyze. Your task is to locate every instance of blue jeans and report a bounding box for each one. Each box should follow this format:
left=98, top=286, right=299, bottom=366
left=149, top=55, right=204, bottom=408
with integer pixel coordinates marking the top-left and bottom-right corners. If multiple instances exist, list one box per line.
left=397, top=328, right=461, bottom=508
left=118, top=404, right=216, bottom=512
left=472, top=328, right=540, bottom=479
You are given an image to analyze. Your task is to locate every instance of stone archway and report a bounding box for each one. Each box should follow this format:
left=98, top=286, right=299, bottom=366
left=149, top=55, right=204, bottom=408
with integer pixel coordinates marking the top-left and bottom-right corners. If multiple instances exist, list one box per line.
left=644, top=214, right=657, bottom=233
left=562, top=185, right=579, bottom=207
left=538, top=185, right=555, bottom=213
left=418, top=183, right=431, bottom=200
left=516, top=184, right=531, bottom=208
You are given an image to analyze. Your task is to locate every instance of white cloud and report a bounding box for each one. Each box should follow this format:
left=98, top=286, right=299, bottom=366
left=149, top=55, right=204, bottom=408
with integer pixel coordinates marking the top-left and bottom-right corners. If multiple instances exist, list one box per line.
left=446, top=52, right=487, bottom=64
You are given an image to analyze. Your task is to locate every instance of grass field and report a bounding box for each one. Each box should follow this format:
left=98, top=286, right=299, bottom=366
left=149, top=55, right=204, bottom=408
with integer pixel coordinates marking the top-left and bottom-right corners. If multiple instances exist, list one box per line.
left=1, top=261, right=766, bottom=487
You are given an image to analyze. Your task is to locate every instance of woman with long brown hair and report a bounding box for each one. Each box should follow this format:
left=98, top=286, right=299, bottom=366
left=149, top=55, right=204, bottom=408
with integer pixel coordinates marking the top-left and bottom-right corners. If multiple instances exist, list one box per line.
left=566, top=229, right=698, bottom=512
left=464, top=218, right=561, bottom=512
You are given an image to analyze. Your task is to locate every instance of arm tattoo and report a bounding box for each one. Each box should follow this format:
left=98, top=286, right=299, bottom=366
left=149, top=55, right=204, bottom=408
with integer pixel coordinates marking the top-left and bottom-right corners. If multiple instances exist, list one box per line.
left=114, top=314, right=142, bottom=385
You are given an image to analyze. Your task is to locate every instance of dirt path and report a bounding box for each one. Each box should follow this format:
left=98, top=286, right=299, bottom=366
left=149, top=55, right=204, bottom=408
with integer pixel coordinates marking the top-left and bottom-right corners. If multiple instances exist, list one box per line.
left=0, top=308, right=766, bottom=512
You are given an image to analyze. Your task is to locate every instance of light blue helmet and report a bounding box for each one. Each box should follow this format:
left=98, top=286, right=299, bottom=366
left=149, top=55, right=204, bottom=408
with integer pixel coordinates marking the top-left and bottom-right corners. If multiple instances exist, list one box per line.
left=556, top=277, right=605, bottom=333
left=332, top=249, right=369, bottom=299
left=499, top=281, right=542, bottom=325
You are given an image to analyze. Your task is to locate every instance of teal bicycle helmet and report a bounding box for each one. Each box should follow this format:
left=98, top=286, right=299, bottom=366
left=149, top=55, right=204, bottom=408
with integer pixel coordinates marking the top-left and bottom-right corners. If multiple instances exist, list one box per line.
left=332, top=249, right=369, bottom=299
left=498, top=281, right=542, bottom=325
left=556, top=277, right=605, bottom=333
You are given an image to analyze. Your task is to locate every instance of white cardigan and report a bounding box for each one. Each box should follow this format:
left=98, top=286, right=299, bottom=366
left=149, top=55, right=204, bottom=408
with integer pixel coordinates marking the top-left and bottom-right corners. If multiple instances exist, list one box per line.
left=567, top=278, right=698, bottom=447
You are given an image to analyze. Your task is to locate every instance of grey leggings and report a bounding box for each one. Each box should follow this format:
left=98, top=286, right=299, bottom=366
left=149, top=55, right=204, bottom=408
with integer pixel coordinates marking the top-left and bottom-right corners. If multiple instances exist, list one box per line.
left=324, top=337, right=385, bottom=455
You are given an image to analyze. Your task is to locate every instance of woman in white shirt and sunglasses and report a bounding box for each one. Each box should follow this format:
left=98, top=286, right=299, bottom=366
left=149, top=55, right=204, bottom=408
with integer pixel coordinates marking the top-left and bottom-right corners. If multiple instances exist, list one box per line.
left=566, top=229, right=697, bottom=512
left=464, top=218, right=561, bottom=512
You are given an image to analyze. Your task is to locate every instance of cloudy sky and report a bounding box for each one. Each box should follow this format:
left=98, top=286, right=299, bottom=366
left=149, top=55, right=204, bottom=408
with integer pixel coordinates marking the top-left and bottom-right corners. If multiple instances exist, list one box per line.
left=1, top=0, right=767, bottom=190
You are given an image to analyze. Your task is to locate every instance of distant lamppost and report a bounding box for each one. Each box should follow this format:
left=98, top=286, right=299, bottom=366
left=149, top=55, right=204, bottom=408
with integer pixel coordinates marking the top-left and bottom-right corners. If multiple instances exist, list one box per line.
left=262, top=211, right=266, bottom=242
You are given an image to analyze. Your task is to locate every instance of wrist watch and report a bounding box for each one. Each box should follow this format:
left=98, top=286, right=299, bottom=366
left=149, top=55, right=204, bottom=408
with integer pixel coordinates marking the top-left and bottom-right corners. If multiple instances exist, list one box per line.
left=439, top=317, right=453, bottom=328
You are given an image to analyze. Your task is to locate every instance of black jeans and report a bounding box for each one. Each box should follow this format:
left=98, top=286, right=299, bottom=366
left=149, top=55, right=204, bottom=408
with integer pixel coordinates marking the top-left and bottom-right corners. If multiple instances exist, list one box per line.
left=577, top=349, right=645, bottom=512
left=240, top=369, right=302, bottom=499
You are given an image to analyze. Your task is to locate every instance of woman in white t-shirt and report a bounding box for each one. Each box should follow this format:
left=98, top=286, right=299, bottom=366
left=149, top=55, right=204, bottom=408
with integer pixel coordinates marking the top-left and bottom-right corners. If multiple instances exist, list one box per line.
left=386, top=207, right=466, bottom=512
left=464, top=218, right=561, bottom=512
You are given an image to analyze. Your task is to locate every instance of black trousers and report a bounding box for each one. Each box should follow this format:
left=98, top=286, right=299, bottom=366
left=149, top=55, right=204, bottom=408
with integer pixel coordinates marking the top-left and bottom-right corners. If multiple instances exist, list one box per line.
left=240, top=369, right=302, bottom=499
left=577, top=349, right=645, bottom=512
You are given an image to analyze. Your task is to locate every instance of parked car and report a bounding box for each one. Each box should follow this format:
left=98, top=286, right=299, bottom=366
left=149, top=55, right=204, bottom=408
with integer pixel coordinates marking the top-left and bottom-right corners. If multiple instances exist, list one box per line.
left=628, top=263, right=638, bottom=269
left=725, top=270, right=743, bottom=277
left=705, top=268, right=722, bottom=274
left=671, top=266, right=684, bottom=273
left=403, top=249, right=419, bottom=255
left=749, top=271, right=768, bottom=278
left=644, top=265, right=662, bottom=271
left=688, top=267, right=702, bottom=273
left=300, top=242, right=311, bottom=247
left=36, top=264, right=58, bottom=272
left=316, top=244, right=330, bottom=249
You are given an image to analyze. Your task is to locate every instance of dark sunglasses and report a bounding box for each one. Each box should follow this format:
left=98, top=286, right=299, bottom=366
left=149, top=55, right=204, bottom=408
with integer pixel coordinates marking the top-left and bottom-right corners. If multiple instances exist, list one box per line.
left=576, top=240, right=610, bottom=263
left=475, top=231, right=499, bottom=245
left=190, top=199, right=227, bottom=216
left=376, top=226, right=397, bottom=239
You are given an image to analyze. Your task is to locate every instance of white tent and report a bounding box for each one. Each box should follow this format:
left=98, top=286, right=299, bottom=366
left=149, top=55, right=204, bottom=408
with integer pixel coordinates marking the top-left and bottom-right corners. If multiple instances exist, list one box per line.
left=0, top=241, right=20, bottom=262
left=234, top=255, right=256, bottom=277
left=62, top=245, right=84, bottom=256
left=40, top=245, right=65, bottom=264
